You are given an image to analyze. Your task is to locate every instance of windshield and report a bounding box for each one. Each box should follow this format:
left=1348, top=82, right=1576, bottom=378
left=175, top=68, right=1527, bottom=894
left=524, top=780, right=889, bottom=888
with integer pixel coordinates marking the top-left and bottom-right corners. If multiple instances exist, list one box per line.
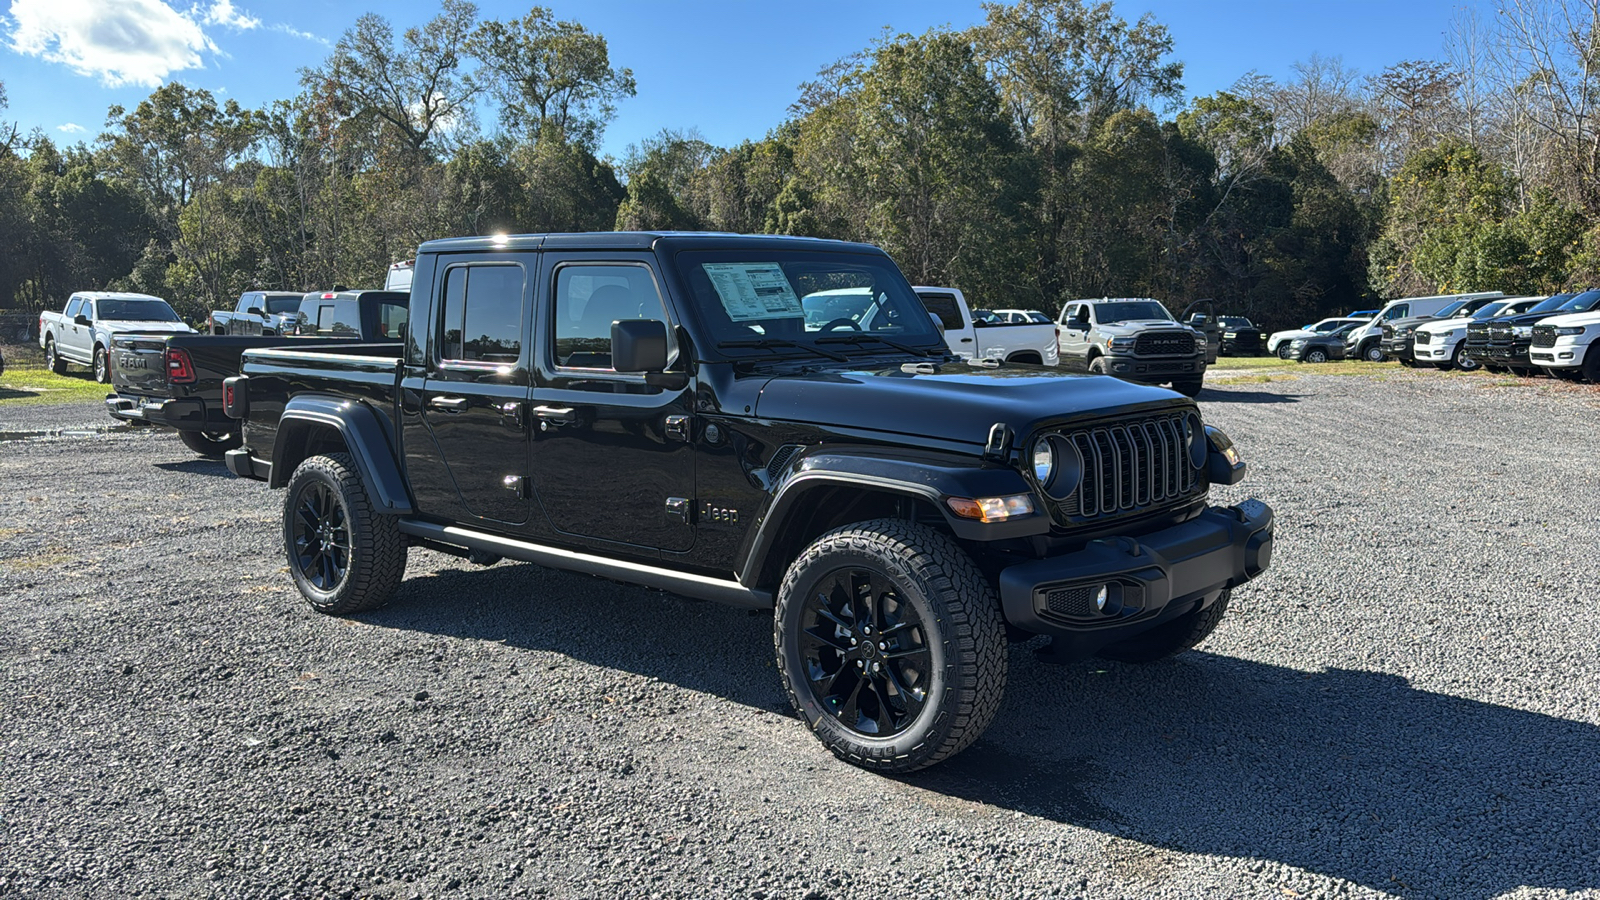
left=265, top=296, right=301, bottom=314
left=1435, top=300, right=1470, bottom=317
left=1470, top=301, right=1510, bottom=319
left=1219, top=317, right=1251, bottom=328
left=1525, top=294, right=1574, bottom=314
left=675, top=251, right=942, bottom=359
left=97, top=299, right=180, bottom=322
left=1311, top=319, right=1346, bottom=332
left=1095, top=301, right=1173, bottom=324
left=1558, top=289, right=1600, bottom=313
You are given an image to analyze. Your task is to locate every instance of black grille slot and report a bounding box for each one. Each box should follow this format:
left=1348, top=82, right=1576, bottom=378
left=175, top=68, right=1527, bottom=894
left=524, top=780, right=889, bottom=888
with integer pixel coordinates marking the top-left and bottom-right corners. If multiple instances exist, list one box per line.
left=1044, top=587, right=1095, bottom=619
left=1133, top=332, right=1196, bottom=355
left=1465, top=324, right=1490, bottom=350
left=1055, top=415, right=1197, bottom=524
left=1382, top=325, right=1394, bottom=339
left=1531, top=325, right=1557, bottom=348
left=1413, top=331, right=1431, bottom=345
left=1488, top=325, right=1512, bottom=348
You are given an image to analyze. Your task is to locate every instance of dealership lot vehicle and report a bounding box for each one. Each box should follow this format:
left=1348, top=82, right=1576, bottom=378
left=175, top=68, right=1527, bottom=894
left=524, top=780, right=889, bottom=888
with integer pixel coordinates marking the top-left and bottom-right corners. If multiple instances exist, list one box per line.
left=1484, top=289, right=1600, bottom=374
left=1284, top=322, right=1358, bottom=362
left=38, top=292, right=194, bottom=383
left=1531, top=304, right=1600, bottom=381
left=207, top=291, right=307, bottom=336
left=2, top=372, right=1596, bottom=898
left=1057, top=297, right=1209, bottom=395
left=915, top=287, right=1060, bottom=364
left=1379, top=295, right=1506, bottom=365
left=1267, top=316, right=1368, bottom=358
left=1345, top=292, right=1503, bottom=363
left=1412, top=297, right=1540, bottom=370
left=224, top=232, right=1269, bottom=773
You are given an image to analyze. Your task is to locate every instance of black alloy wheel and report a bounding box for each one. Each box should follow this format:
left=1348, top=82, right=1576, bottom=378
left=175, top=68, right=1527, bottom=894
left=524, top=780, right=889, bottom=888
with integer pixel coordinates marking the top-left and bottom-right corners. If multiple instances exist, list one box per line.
left=291, top=479, right=351, bottom=593
left=797, top=567, right=932, bottom=739
left=282, top=453, right=406, bottom=614
left=775, top=519, right=1006, bottom=772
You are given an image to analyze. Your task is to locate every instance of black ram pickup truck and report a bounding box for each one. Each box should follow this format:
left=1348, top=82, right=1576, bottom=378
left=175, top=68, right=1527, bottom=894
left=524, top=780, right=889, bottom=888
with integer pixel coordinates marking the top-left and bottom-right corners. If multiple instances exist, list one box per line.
left=1482, top=291, right=1597, bottom=373
left=223, top=233, right=1274, bottom=773
left=107, top=291, right=408, bottom=456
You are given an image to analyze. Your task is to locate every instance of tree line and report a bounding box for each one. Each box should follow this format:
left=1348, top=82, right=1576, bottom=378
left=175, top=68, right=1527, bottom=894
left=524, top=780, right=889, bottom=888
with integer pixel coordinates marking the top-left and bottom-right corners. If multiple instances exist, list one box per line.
left=1, top=0, right=1597, bottom=330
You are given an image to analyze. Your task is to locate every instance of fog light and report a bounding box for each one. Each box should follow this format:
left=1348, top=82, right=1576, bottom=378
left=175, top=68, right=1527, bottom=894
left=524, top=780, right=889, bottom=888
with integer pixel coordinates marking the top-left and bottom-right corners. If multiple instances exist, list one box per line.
left=1094, top=585, right=1109, bottom=611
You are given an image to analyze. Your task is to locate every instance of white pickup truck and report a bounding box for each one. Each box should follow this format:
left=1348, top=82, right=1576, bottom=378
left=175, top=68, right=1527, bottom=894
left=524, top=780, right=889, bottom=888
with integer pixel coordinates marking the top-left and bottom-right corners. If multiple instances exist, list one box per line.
left=39, top=292, right=194, bottom=383
left=914, top=287, right=1059, bottom=365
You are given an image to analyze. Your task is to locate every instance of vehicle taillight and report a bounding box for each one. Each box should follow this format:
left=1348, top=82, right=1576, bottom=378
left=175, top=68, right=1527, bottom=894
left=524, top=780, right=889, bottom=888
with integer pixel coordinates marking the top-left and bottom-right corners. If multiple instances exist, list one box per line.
left=166, top=348, right=196, bottom=383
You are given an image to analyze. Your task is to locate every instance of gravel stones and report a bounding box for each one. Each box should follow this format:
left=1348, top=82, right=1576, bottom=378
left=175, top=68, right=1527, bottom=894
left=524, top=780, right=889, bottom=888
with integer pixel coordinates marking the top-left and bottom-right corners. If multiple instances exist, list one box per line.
left=1, top=375, right=1596, bottom=897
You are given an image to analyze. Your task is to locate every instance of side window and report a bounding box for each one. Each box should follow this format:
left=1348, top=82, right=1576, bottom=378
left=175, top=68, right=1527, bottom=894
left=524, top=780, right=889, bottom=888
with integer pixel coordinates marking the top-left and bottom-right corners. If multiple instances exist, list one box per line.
left=65, top=298, right=82, bottom=318
left=1077, top=305, right=1093, bottom=325
left=553, top=264, right=670, bottom=370
left=319, top=302, right=360, bottom=336
left=440, top=264, right=524, bottom=363
left=81, top=300, right=94, bottom=320
left=918, top=293, right=964, bottom=330
left=377, top=302, right=408, bottom=340
left=1384, top=305, right=1408, bottom=321
left=238, top=295, right=253, bottom=312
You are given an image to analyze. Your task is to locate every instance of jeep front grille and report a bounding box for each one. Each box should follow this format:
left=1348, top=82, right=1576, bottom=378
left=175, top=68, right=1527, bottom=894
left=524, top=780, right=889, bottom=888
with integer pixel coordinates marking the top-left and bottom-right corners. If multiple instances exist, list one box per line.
left=1049, top=415, right=1201, bottom=523
left=1133, top=332, right=1196, bottom=356
left=1531, top=325, right=1557, bottom=348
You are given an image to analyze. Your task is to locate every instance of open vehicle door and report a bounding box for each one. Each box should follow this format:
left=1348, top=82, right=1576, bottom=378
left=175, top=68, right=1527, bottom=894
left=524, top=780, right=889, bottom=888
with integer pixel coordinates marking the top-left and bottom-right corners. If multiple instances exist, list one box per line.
left=1182, top=299, right=1221, bottom=364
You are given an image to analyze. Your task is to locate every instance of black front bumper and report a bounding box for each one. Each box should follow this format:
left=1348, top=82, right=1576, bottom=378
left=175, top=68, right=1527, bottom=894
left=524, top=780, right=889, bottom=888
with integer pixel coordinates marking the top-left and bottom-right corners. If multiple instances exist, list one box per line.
left=1100, top=352, right=1206, bottom=383
left=104, top=394, right=224, bottom=431
left=997, top=500, right=1274, bottom=659
left=1380, top=338, right=1415, bottom=361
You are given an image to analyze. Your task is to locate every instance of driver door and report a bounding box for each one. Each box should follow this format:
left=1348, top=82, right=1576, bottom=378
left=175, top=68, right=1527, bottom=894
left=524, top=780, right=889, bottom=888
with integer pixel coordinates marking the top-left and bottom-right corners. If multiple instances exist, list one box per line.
left=1058, top=303, right=1091, bottom=371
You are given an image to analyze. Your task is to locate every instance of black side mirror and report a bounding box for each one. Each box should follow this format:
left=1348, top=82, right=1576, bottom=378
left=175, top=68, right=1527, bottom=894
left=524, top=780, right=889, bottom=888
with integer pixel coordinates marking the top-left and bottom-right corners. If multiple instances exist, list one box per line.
left=247, top=307, right=265, bottom=316
left=74, top=314, right=90, bottom=326
left=611, top=319, right=669, bottom=373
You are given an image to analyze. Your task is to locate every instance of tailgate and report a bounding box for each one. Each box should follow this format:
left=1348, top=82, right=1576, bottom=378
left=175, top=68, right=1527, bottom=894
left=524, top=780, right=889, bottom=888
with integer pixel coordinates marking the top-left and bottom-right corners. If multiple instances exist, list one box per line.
left=109, top=333, right=170, bottom=395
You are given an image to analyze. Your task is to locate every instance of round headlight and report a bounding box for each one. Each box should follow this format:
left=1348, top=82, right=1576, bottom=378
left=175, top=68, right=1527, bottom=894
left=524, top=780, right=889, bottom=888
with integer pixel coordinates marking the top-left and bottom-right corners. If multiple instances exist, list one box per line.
left=1032, top=437, right=1055, bottom=485
left=1183, top=412, right=1206, bottom=468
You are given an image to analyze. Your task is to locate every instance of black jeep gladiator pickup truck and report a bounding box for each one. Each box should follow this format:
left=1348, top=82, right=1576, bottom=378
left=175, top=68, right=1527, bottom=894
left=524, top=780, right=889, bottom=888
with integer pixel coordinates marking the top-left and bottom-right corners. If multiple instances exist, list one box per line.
left=107, top=290, right=408, bottom=456
left=223, top=233, right=1274, bottom=773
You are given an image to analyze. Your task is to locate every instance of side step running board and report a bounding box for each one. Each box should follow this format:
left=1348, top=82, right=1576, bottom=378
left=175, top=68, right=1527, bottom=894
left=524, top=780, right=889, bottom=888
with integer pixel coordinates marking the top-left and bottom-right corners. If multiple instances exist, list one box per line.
left=395, top=520, right=773, bottom=610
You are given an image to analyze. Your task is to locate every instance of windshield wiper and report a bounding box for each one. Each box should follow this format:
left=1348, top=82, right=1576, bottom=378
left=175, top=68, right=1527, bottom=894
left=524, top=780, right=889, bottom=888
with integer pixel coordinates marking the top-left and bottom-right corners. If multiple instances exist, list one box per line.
left=815, top=333, right=944, bottom=358
left=716, top=338, right=850, bottom=363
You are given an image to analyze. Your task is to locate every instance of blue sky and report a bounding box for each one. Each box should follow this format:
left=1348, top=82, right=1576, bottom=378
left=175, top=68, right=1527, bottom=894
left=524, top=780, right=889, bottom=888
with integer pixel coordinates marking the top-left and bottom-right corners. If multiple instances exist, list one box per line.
left=2, top=0, right=1478, bottom=160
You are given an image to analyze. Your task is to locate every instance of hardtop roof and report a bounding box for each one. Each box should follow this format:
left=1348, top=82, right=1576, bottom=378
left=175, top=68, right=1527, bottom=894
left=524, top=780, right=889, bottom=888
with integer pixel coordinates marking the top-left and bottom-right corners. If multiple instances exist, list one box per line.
left=417, top=231, right=887, bottom=256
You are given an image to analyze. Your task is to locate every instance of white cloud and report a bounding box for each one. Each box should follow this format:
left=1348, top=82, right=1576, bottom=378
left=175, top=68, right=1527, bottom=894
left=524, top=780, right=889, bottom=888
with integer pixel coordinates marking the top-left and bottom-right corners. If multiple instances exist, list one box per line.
left=6, top=0, right=217, bottom=88
left=270, top=22, right=327, bottom=46
left=202, top=0, right=257, bottom=31
left=56, top=122, right=84, bottom=132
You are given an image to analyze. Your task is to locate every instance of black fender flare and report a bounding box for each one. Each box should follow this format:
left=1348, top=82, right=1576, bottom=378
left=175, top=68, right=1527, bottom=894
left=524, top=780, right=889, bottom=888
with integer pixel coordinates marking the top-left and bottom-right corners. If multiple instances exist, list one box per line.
left=269, top=395, right=413, bottom=514
left=736, top=447, right=1047, bottom=586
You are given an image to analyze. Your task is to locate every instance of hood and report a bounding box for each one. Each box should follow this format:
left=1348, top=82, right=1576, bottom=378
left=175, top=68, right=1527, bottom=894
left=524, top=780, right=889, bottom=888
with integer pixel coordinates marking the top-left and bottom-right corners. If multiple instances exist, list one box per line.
left=1494, top=310, right=1569, bottom=327
left=1096, top=321, right=1192, bottom=335
left=1417, top=317, right=1473, bottom=335
left=99, top=321, right=195, bottom=335
left=753, top=361, right=1190, bottom=445
left=1270, top=328, right=1315, bottom=341
left=1384, top=314, right=1446, bottom=332
left=1536, top=310, right=1600, bottom=329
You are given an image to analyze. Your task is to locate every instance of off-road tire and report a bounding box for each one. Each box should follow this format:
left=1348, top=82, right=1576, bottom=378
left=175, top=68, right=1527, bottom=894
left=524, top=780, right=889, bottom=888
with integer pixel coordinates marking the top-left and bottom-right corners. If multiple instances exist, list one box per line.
left=774, top=519, right=1007, bottom=773
left=45, top=338, right=67, bottom=375
left=1088, top=356, right=1109, bottom=375
left=179, top=429, right=243, bottom=458
left=283, top=453, right=406, bottom=615
left=1098, top=590, right=1232, bottom=663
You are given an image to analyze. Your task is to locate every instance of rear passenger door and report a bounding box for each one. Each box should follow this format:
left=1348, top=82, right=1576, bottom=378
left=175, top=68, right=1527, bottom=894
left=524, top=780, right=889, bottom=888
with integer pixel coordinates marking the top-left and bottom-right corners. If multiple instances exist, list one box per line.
left=418, top=257, right=534, bottom=526
left=527, top=254, right=695, bottom=553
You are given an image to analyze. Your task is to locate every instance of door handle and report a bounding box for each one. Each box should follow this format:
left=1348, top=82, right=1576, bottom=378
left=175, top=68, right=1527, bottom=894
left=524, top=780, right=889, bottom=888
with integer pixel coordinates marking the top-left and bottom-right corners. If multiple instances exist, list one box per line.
left=960, top=337, right=973, bottom=343
left=429, top=396, right=468, bottom=412
left=532, top=405, right=576, bottom=424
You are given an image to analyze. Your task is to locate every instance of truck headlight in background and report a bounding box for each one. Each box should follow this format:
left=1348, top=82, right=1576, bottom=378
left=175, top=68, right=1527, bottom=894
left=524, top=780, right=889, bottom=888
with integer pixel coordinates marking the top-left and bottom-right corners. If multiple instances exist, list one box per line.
left=1554, top=326, right=1587, bottom=336
left=1513, top=326, right=1533, bottom=337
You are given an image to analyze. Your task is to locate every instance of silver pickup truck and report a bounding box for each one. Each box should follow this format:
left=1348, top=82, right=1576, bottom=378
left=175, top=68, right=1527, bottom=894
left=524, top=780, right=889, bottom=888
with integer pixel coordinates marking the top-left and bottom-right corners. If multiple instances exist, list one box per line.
left=39, top=292, right=194, bottom=383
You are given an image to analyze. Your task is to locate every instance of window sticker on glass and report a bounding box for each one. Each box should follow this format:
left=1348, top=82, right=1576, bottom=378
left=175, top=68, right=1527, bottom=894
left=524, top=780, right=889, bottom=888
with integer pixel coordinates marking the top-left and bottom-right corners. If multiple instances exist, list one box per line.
left=702, top=263, right=805, bottom=322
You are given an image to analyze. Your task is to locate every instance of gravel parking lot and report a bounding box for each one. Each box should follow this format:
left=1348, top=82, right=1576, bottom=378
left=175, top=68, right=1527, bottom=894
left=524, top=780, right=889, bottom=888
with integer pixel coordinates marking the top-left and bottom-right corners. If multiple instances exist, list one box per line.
left=2, top=373, right=1598, bottom=899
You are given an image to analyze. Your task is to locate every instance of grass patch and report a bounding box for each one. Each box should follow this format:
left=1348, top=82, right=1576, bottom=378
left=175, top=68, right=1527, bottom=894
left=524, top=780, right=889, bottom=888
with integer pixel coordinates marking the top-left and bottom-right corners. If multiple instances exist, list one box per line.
left=3, top=551, right=72, bottom=571
left=0, top=363, right=109, bottom=406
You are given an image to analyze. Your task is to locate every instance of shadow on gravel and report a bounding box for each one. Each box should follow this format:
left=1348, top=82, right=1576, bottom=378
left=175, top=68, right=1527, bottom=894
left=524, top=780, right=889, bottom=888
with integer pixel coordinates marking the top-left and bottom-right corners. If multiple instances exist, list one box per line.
left=1196, top=387, right=1302, bottom=404
left=367, top=564, right=1597, bottom=899
left=153, top=459, right=236, bottom=478
left=908, top=653, right=1599, bottom=899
